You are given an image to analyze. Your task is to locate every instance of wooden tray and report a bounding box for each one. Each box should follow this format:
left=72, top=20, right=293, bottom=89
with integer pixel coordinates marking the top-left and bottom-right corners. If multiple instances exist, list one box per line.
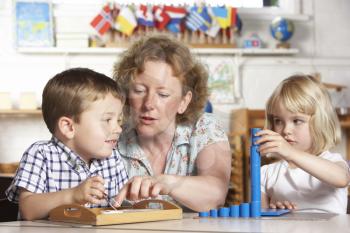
left=49, top=199, right=182, bottom=226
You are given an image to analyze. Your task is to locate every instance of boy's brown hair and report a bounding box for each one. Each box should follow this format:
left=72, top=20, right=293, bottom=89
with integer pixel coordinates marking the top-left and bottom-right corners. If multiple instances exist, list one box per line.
left=42, top=67, right=124, bottom=134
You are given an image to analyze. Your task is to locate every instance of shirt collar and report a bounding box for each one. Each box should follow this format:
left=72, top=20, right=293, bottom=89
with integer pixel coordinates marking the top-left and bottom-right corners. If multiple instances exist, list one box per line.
left=117, top=122, right=193, bottom=160
left=51, top=136, right=102, bottom=173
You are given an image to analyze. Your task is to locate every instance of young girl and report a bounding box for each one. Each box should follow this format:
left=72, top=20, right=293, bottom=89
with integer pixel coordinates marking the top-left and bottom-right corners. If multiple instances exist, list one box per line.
left=256, top=74, right=350, bottom=214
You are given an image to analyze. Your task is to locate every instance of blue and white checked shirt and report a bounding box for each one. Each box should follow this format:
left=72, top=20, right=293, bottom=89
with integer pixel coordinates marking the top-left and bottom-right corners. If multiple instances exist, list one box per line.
left=6, top=137, right=128, bottom=208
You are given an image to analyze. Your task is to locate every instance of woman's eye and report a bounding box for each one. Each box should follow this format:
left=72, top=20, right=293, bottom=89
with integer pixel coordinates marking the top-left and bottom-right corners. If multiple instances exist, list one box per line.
left=134, top=89, right=144, bottom=93
left=158, top=93, right=169, bottom=98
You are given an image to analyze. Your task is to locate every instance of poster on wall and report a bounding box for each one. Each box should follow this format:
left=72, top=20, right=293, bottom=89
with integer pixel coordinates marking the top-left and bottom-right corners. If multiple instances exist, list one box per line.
left=203, top=57, right=239, bottom=104
left=15, top=0, right=54, bottom=47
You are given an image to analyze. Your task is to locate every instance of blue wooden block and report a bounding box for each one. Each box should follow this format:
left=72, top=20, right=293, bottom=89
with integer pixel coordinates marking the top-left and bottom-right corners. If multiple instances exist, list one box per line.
left=261, top=208, right=290, bottom=216
left=198, top=211, right=209, bottom=217
left=210, top=209, right=218, bottom=218
left=219, top=207, right=230, bottom=217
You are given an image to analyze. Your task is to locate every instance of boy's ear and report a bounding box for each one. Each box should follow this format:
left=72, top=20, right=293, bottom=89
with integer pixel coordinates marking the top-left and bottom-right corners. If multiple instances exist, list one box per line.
left=57, top=116, right=75, bottom=139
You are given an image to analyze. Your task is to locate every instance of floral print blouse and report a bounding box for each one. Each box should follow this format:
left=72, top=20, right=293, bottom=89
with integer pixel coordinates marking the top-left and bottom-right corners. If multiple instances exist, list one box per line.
left=117, top=113, right=228, bottom=178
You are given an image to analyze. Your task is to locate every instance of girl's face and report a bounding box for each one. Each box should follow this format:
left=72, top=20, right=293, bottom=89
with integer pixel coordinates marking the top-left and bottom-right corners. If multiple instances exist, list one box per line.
left=272, top=101, right=313, bottom=153
left=128, top=61, right=191, bottom=138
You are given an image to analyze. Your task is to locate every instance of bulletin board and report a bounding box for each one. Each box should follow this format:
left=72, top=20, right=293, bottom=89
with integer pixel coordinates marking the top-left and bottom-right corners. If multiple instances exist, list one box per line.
left=14, top=0, right=54, bottom=47
left=202, top=57, right=238, bottom=104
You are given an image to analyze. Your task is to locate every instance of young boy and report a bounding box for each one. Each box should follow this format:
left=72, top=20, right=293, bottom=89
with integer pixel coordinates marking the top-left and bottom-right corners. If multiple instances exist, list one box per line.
left=6, top=68, right=128, bottom=220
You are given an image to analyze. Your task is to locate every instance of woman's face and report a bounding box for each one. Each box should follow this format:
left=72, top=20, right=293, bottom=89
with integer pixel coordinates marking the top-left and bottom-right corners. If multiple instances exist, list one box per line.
left=128, top=61, right=192, bottom=138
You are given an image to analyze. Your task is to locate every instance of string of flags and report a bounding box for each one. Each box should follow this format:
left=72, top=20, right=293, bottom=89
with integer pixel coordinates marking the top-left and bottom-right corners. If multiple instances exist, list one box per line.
left=90, top=3, right=242, bottom=38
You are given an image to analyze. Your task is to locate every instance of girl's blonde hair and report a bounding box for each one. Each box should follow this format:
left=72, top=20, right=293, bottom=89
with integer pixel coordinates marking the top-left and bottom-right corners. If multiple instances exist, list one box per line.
left=265, top=74, right=341, bottom=155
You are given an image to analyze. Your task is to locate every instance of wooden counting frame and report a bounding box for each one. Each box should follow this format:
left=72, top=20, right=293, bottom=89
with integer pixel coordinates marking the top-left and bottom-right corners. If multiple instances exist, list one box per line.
left=49, top=199, right=182, bottom=226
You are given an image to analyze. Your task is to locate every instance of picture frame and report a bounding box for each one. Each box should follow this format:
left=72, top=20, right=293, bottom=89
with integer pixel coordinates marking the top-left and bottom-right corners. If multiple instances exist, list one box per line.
left=14, top=0, right=54, bottom=47
left=203, top=57, right=238, bottom=104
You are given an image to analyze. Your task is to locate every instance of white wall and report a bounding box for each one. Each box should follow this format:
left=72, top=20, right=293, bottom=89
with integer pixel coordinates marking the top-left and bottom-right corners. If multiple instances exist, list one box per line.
left=1, top=0, right=350, bottom=162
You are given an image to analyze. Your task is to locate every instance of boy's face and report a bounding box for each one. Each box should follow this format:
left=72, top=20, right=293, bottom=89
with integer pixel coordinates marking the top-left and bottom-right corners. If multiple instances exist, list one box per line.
left=69, top=93, right=123, bottom=163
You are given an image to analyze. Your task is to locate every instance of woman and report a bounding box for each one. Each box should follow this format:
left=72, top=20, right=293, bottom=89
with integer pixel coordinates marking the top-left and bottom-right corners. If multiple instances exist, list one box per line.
left=113, top=35, right=231, bottom=212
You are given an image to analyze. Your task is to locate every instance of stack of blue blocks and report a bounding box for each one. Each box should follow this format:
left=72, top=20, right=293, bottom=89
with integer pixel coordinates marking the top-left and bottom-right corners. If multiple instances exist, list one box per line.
left=199, top=203, right=253, bottom=218
left=199, top=128, right=289, bottom=218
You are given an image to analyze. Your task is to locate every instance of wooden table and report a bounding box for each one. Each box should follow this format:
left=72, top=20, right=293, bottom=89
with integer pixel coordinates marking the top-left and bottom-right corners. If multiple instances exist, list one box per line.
left=0, top=212, right=349, bottom=233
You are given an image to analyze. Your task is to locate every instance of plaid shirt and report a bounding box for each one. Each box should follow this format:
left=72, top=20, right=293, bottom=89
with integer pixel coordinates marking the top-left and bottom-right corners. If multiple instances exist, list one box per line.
left=6, top=137, right=128, bottom=208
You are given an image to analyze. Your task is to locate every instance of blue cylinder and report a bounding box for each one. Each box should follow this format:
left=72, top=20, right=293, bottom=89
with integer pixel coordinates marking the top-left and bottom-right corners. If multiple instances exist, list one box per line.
left=250, top=201, right=261, bottom=217
left=230, top=205, right=240, bottom=217
left=250, top=128, right=261, bottom=217
left=210, top=209, right=218, bottom=218
left=218, top=207, right=230, bottom=217
left=240, top=203, right=250, bottom=217
left=198, top=211, right=209, bottom=217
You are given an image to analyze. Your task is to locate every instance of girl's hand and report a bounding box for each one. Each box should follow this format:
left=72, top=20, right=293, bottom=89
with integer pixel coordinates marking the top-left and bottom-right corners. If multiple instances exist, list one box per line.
left=269, top=200, right=297, bottom=210
left=255, top=129, right=298, bottom=161
left=71, top=175, right=106, bottom=205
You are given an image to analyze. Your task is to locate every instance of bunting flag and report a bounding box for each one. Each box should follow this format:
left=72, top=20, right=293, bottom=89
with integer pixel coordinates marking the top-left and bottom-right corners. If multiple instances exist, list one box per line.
left=212, top=6, right=230, bottom=29
left=114, top=6, right=137, bottom=36
left=198, top=7, right=211, bottom=32
left=206, top=6, right=221, bottom=37
left=153, top=6, right=170, bottom=30
left=185, top=6, right=211, bottom=32
left=135, top=4, right=154, bottom=27
left=230, top=7, right=237, bottom=27
left=164, top=6, right=187, bottom=33
left=90, top=4, right=113, bottom=35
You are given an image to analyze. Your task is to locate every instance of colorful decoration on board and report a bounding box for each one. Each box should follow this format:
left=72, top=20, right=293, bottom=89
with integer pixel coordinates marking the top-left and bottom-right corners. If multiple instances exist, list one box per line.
left=90, top=4, right=113, bottom=35
left=89, top=3, right=242, bottom=38
left=270, top=17, right=294, bottom=48
left=243, top=33, right=262, bottom=48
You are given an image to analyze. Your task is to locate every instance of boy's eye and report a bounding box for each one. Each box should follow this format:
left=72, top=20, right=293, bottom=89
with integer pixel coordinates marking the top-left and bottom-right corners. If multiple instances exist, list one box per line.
left=117, top=115, right=123, bottom=124
left=103, top=118, right=112, bottom=123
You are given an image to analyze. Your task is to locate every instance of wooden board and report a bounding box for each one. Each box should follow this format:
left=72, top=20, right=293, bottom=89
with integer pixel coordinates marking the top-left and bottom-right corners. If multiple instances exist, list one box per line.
left=49, top=199, right=182, bottom=226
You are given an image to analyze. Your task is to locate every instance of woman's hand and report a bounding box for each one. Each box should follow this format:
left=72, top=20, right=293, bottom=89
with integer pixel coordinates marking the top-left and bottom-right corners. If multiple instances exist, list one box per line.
left=255, top=129, right=298, bottom=161
left=114, top=175, right=180, bottom=206
left=269, top=200, right=297, bottom=210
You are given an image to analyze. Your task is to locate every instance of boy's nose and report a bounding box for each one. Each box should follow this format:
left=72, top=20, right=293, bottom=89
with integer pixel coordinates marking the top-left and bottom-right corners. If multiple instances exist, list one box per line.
left=113, top=122, right=122, bottom=134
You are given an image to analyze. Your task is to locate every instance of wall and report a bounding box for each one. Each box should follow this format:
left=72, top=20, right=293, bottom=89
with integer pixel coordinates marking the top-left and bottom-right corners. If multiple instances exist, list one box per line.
left=0, top=0, right=350, bottom=162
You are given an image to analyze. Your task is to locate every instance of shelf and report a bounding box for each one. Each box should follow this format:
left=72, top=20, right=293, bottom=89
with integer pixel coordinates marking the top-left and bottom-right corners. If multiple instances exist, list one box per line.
left=0, top=109, right=42, bottom=116
left=238, top=8, right=311, bottom=21
left=17, top=47, right=299, bottom=56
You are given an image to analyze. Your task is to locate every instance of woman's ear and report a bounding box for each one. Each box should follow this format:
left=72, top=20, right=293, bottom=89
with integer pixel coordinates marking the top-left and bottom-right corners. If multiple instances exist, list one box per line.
left=178, top=91, right=192, bottom=114
left=57, top=116, right=75, bottom=139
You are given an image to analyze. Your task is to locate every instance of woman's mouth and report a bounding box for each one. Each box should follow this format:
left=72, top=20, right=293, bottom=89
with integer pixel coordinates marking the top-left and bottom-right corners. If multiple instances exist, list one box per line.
left=140, top=116, right=156, bottom=124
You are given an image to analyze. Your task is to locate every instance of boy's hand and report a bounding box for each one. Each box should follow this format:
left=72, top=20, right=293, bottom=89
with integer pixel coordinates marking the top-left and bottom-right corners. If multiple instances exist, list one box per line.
left=255, top=129, right=298, bottom=161
left=71, top=176, right=105, bottom=205
left=269, top=200, right=297, bottom=210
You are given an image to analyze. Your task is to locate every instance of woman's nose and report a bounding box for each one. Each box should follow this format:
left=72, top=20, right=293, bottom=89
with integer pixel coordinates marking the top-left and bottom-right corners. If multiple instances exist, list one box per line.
left=143, top=93, right=155, bottom=110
